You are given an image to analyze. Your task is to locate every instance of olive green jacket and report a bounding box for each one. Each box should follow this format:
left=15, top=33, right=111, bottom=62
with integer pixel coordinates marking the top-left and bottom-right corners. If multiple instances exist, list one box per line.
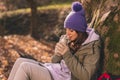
left=52, top=40, right=101, bottom=80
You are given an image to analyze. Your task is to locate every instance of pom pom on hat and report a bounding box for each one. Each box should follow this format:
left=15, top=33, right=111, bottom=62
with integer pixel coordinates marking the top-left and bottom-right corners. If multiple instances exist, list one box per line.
left=72, top=1, right=82, bottom=12
left=64, top=1, right=88, bottom=32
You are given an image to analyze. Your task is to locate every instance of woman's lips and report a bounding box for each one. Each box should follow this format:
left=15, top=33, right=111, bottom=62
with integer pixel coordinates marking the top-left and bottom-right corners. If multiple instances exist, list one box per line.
left=67, top=35, right=72, bottom=40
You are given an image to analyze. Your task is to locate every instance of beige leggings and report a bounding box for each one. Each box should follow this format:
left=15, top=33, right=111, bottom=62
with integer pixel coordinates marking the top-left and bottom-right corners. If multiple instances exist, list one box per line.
left=8, top=58, right=52, bottom=80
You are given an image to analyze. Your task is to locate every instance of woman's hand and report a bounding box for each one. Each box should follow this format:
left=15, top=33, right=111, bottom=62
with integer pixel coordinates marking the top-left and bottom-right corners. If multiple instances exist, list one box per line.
left=55, top=42, right=69, bottom=56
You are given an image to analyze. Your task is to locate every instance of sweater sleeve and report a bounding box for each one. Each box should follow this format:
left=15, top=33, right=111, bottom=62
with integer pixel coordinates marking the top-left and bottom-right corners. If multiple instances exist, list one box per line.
left=63, top=41, right=100, bottom=80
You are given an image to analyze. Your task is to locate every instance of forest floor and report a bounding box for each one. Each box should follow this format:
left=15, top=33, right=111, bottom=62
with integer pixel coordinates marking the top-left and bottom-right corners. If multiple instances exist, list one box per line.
left=0, top=35, right=56, bottom=80
left=0, top=34, right=120, bottom=80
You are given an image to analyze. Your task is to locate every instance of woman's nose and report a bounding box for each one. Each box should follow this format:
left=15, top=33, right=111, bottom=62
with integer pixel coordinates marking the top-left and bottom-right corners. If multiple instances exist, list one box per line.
left=66, top=29, right=70, bottom=35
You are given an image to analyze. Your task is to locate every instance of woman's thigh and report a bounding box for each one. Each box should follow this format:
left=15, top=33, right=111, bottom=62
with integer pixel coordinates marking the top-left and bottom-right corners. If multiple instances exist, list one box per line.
left=11, top=58, right=39, bottom=73
left=14, top=62, right=52, bottom=80
left=8, top=58, right=40, bottom=80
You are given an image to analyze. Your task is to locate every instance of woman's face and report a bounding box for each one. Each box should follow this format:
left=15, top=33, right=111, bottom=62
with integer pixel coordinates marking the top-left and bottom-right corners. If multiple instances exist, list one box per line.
left=66, top=28, right=78, bottom=41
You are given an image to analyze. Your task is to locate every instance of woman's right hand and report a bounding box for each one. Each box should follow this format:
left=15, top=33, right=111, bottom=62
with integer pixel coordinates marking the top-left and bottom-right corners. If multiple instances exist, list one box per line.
left=55, top=37, right=69, bottom=56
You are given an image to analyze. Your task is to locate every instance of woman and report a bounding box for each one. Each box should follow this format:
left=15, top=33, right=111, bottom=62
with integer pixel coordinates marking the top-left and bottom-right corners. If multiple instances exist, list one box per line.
left=8, top=1, right=101, bottom=80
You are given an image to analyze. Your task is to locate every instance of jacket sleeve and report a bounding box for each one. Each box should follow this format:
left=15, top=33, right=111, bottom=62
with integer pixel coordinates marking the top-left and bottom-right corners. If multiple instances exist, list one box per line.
left=51, top=54, right=63, bottom=63
left=63, top=41, right=101, bottom=80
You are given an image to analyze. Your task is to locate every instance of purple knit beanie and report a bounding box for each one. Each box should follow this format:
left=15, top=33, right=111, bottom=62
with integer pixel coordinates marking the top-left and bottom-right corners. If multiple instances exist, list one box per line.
left=64, top=1, right=88, bottom=32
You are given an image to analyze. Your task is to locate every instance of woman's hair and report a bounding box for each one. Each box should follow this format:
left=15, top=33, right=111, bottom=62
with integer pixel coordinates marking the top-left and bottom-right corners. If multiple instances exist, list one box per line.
left=68, top=31, right=88, bottom=54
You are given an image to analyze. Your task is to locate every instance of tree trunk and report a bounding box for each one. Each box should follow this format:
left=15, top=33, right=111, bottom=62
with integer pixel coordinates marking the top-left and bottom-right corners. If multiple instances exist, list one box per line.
left=79, top=0, right=120, bottom=74
left=26, top=0, right=39, bottom=39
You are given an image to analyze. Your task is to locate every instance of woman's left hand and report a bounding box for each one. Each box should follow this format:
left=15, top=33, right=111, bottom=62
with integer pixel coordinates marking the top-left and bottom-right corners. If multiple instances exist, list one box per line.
left=55, top=42, right=69, bottom=55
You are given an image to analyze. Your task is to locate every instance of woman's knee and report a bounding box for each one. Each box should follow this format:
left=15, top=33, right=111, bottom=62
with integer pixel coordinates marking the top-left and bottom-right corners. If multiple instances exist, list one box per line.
left=15, top=58, right=26, bottom=63
left=19, top=62, right=32, bottom=74
left=16, top=57, right=38, bottom=64
left=15, top=58, right=34, bottom=64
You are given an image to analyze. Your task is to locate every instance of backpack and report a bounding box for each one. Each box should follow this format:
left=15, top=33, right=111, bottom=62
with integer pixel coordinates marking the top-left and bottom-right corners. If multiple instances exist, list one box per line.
left=97, top=72, right=120, bottom=80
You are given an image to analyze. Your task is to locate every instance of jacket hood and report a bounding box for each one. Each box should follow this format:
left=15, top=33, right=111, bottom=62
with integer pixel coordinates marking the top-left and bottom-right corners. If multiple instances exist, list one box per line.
left=82, top=28, right=100, bottom=45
